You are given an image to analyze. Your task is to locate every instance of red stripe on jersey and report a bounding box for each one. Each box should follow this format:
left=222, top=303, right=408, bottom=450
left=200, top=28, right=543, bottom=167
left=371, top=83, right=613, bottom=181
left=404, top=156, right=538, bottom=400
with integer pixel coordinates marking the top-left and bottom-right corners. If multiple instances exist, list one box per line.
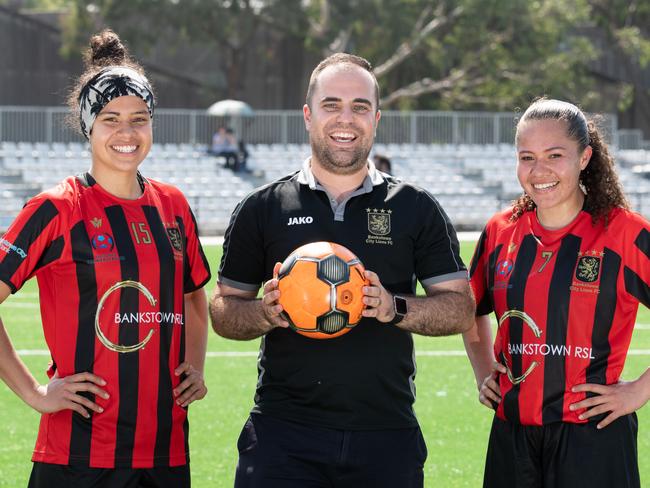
left=132, top=230, right=162, bottom=468
left=142, top=202, right=186, bottom=467
left=521, top=242, right=556, bottom=427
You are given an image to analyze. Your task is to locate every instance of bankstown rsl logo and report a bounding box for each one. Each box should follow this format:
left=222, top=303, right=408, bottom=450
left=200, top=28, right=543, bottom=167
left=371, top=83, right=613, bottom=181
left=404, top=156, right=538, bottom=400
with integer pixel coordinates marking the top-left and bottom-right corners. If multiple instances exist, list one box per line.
left=91, top=233, right=115, bottom=252
left=498, top=310, right=543, bottom=385
left=166, top=227, right=183, bottom=253
left=96, top=281, right=156, bottom=353
left=500, top=308, right=597, bottom=381
left=571, top=250, right=603, bottom=294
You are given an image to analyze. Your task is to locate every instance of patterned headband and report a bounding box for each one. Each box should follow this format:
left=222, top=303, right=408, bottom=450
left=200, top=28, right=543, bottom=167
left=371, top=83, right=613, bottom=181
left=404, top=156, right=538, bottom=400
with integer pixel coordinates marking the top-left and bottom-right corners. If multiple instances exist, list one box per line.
left=78, top=66, right=155, bottom=140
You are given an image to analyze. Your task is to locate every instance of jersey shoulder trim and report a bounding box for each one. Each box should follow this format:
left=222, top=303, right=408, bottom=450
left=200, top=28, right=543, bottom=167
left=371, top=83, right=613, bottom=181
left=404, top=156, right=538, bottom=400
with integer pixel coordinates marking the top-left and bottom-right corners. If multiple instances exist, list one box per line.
left=26, top=176, right=78, bottom=218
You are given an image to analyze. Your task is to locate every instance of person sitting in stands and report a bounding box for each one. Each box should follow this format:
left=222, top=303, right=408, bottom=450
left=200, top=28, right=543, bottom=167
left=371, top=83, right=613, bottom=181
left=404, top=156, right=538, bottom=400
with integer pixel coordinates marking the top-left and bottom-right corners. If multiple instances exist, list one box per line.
left=210, top=127, right=239, bottom=170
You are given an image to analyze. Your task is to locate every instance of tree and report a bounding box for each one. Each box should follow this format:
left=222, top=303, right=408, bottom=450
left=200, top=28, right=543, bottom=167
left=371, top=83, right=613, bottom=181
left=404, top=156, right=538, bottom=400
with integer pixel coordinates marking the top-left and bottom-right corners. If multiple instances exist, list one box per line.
left=62, top=0, right=308, bottom=100
left=586, top=0, right=650, bottom=130
left=59, top=0, right=648, bottom=119
left=302, top=0, right=599, bottom=110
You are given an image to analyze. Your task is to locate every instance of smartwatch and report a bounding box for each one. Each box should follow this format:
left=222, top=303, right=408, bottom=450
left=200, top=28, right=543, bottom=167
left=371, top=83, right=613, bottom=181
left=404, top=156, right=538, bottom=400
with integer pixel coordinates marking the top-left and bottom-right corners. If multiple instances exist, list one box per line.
left=392, top=295, right=408, bottom=324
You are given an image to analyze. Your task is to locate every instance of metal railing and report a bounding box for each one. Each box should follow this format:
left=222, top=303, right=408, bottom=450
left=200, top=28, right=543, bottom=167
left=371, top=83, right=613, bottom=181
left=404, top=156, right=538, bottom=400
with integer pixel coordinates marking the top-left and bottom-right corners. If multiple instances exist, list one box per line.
left=0, top=106, right=620, bottom=147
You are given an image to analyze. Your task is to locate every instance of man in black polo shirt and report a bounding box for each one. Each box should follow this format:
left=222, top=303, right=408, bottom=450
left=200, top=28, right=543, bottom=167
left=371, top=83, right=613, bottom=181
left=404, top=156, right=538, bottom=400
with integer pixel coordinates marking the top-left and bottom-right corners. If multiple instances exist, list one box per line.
left=210, top=53, right=475, bottom=488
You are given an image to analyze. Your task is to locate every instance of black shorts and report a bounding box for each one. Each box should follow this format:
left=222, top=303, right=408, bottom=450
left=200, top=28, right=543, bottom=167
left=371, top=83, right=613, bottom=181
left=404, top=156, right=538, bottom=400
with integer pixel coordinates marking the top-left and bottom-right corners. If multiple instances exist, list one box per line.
left=483, top=414, right=640, bottom=488
left=28, top=462, right=190, bottom=488
left=234, top=413, right=427, bottom=488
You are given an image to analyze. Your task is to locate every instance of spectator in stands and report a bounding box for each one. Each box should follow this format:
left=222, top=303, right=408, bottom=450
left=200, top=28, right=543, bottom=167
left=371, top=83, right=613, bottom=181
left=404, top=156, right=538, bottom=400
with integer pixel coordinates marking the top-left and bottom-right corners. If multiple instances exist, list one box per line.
left=237, top=137, right=251, bottom=173
left=373, top=153, right=392, bottom=174
left=210, top=52, right=474, bottom=487
left=0, top=29, right=210, bottom=488
left=463, top=98, right=649, bottom=488
left=210, top=126, right=239, bottom=170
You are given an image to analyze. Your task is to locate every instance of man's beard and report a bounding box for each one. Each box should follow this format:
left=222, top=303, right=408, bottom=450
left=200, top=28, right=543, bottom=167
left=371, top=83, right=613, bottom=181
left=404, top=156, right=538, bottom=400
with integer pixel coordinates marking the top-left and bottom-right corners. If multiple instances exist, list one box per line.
left=310, top=132, right=372, bottom=175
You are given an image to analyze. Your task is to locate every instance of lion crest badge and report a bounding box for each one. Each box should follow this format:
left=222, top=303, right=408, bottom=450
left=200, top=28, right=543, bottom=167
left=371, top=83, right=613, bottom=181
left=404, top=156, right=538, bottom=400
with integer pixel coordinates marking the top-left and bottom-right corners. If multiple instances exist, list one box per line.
left=166, top=227, right=183, bottom=253
left=575, top=256, right=601, bottom=283
left=367, top=209, right=391, bottom=236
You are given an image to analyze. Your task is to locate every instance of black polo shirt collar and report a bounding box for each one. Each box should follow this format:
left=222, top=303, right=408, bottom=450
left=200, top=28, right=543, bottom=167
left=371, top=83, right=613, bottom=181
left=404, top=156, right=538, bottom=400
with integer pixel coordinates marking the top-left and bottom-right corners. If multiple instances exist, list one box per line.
left=297, top=158, right=385, bottom=221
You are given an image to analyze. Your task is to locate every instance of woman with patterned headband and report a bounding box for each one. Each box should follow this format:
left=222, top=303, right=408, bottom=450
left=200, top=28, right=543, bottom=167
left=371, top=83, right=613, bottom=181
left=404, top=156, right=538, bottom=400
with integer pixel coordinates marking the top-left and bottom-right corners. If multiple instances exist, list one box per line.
left=463, top=98, right=649, bottom=487
left=0, top=30, right=210, bottom=487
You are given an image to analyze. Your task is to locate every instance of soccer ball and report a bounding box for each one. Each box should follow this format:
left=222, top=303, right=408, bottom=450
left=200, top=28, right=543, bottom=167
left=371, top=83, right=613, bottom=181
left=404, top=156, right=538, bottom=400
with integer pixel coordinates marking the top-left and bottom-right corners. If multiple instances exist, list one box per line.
left=277, top=241, right=368, bottom=339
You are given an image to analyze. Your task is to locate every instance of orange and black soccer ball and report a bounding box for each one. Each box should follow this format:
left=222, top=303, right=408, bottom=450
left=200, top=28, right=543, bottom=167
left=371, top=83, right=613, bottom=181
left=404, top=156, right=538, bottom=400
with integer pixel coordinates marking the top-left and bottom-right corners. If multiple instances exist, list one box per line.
left=277, top=242, right=368, bottom=339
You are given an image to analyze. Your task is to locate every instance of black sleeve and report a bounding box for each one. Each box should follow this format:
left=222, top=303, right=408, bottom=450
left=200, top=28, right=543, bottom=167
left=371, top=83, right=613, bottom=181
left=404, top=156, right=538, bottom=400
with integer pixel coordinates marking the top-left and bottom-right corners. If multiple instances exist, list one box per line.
left=414, top=189, right=467, bottom=287
left=218, top=192, right=265, bottom=292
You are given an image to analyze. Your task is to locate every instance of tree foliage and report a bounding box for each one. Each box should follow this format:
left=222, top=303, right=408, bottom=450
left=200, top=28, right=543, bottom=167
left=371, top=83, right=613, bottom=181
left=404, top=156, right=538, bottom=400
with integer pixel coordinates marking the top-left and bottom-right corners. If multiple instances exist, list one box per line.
left=301, top=0, right=602, bottom=110
left=54, top=0, right=648, bottom=114
left=585, top=0, right=650, bottom=126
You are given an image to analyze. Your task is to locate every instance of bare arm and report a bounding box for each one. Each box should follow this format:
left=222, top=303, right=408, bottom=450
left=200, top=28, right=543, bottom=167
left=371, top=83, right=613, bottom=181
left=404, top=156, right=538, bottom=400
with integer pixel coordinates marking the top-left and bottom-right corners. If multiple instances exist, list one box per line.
left=570, top=367, right=650, bottom=429
left=362, top=271, right=475, bottom=336
left=463, top=314, right=496, bottom=388
left=209, top=263, right=289, bottom=341
left=174, top=288, right=209, bottom=407
left=183, top=288, right=208, bottom=374
left=0, top=281, right=108, bottom=417
left=462, top=314, right=506, bottom=409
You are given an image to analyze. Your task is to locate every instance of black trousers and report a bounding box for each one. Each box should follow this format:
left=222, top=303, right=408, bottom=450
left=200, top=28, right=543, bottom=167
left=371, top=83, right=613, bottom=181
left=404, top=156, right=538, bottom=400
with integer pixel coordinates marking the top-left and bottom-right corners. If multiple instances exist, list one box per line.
left=28, top=462, right=191, bottom=488
left=235, top=413, right=427, bottom=488
left=483, top=414, right=640, bottom=488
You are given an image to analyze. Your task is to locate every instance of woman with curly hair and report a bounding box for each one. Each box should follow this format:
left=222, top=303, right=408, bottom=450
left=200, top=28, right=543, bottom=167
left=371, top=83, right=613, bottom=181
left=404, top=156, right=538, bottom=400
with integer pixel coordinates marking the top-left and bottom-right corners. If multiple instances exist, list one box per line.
left=0, top=29, right=210, bottom=487
left=463, top=98, right=649, bottom=487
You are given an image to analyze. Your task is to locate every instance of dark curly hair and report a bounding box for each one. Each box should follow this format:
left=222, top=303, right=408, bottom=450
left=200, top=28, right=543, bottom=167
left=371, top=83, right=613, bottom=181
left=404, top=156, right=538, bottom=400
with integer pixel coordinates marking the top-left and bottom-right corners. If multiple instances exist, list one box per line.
left=511, top=98, right=629, bottom=226
left=66, top=29, right=150, bottom=133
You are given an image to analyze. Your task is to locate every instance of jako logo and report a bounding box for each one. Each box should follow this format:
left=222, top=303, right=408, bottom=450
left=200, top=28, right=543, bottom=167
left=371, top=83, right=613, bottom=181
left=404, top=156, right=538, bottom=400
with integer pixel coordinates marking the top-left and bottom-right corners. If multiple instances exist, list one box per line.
left=287, top=216, right=313, bottom=226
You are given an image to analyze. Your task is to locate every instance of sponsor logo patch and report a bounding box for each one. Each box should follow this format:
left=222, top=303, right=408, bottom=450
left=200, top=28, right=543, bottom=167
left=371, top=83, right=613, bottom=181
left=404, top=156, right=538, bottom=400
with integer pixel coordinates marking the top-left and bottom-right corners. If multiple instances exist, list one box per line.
left=496, top=259, right=513, bottom=278
left=0, top=238, right=26, bottom=259
left=91, top=233, right=115, bottom=252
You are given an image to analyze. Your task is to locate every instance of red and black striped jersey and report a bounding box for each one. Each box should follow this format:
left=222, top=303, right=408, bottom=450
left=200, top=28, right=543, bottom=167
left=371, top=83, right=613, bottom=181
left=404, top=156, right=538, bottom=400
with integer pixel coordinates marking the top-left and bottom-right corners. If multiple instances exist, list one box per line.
left=470, top=207, right=650, bottom=426
left=0, top=173, right=210, bottom=468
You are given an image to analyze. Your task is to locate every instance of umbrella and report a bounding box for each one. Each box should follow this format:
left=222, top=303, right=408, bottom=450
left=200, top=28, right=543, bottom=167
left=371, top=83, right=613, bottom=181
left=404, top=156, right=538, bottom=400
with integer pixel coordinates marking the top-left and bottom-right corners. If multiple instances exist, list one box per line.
left=206, top=99, right=254, bottom=117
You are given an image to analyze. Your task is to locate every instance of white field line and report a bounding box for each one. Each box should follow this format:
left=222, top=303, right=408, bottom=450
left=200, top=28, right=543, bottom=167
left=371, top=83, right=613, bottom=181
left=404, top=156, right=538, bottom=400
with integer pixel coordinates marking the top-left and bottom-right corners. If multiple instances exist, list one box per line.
left=200, top=235, right=487, bottom=245
left=15, top=349, right=650, bottom=357
left=5, top=300, right=650, bottom=331
left=3, top=303, right=40, bottom=308
left=5, top=302, right=650, bottom=327
left=5, top=299, right=650, bottom=330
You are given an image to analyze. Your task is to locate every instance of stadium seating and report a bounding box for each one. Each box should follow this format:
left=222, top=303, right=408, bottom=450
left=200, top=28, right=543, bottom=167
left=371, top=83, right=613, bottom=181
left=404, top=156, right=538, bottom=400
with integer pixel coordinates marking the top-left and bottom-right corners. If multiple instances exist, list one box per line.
left=1, top=141, right=649, bottom=234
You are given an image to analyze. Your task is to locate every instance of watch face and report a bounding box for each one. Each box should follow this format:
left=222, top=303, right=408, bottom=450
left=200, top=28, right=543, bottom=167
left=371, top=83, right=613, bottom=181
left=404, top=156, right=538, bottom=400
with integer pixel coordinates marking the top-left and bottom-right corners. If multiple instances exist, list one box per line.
left=394, top=296, right=408, bottom=315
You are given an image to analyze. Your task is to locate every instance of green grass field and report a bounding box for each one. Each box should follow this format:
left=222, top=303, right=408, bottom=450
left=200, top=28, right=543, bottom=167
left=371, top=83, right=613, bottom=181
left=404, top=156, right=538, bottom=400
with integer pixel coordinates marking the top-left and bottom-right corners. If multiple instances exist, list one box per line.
left=0, top=242, right=648, bottom=487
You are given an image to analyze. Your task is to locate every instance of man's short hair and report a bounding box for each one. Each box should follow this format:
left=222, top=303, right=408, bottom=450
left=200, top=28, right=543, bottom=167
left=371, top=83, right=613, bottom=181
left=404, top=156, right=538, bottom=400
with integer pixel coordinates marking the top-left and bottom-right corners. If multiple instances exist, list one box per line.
left=305, top=53, right=380, bottom=110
